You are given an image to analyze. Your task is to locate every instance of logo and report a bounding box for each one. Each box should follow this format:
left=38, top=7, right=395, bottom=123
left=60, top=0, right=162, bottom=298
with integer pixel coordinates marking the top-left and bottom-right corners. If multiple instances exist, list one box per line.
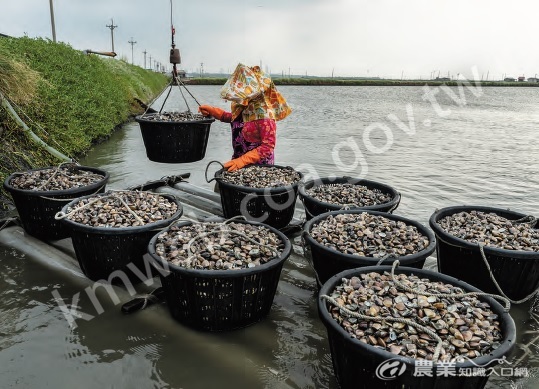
left=375, top=358, right=407, bottom=380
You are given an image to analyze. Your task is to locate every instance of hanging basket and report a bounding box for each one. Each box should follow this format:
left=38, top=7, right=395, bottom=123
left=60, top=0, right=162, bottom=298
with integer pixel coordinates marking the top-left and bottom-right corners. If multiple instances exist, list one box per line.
left=136, top=77, right=214, bottom=163
left=136, top=114, right=214, bottom=163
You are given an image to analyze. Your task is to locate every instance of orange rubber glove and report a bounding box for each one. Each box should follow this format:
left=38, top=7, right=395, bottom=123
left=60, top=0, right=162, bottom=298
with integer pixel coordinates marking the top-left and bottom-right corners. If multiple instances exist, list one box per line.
left=198, top=105, right=225, bottom=120
left=223, top=149, right=260, bottom=172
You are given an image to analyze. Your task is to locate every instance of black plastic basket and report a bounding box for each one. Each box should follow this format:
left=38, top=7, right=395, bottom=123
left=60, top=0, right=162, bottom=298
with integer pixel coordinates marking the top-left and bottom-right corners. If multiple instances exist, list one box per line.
left=214, top=165, right=303, bottom=229
left=429, top=205, right=539, bottom=302
left=147, top=219, right=292, bottom=331
left=299, top=176, right=401, bottom=220
left=3, top=166, right=109, bottom=241
left=59, top=192, right=183, bottom=283
left=135, top=115, right=214, bottom=163
left=303, top=209, right=436, bottom=285
left=318, top=265, right=516, bottom=389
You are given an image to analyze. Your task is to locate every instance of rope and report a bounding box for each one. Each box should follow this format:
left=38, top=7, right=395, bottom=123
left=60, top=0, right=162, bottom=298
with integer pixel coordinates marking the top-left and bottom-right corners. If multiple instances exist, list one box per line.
left=173, top=75, right=192, bottom=113
left=158, top=84, right=174, bottom=114
left=321, top=259, right=517, bottom=363
left=138, top=287, right=164, bottom=310
left=39, top=182, right=106, bottom=201
left=54, top=191, right=145, bottom=225
left=375, top=254, right=393, bottom=266
left=389, top=259, right=512, bottom=311
left=185, top=229, right=279, bottom=260
left=114, top=194, right=145, bottom=225
left=175, top=75, right=202, bottom=106
left=477, top=244, right=539, bottom=305
left=54, top=195, right=104, bottom=220
left=511, top=215, right=537, bottom=228
left=388, top=192, right=401, bottom=214
left=205, top=160, right=225, bottom=183
left=321, top=294, right=444, bottom=363
left=143, top=80, right=172, bottom=115
left=35, top=161, right=79, bottom=190
left=172, top=216, right=280, bottom=266
left=0, top=217, right=17, bottom=232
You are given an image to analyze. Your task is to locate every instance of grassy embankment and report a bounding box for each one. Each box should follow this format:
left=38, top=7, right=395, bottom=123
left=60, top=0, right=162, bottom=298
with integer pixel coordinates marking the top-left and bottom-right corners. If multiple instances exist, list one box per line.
left=187, top=77, right=539, bottom=87
left=0, top=37, right=168, bottom=211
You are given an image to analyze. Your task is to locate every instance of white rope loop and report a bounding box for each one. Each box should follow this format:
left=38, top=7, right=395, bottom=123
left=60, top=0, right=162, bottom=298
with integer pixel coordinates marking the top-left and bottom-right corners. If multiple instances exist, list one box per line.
left=321, top=294, right=444, bottom=363
left=54, top=190, right=153, bottom=226
left=389, top=260, right=511, bottom=311
left=321, top=259, right=516, bottom=364
left=477, top=244, right=539, bottom=305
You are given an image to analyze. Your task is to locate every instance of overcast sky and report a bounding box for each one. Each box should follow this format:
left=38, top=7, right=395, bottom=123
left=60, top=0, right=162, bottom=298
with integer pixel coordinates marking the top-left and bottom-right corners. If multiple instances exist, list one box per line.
left=2, top=0, right=538, bottom=80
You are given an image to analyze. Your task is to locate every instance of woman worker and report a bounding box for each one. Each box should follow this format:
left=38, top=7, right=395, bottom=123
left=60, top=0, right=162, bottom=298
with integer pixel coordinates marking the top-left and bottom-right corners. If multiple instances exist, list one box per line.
left=199, top=63, right=291, bottom=172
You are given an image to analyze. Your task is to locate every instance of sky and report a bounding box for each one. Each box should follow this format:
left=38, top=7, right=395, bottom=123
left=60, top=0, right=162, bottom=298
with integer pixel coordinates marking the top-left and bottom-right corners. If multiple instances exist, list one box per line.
left=1, top=0, right=538, bottom=80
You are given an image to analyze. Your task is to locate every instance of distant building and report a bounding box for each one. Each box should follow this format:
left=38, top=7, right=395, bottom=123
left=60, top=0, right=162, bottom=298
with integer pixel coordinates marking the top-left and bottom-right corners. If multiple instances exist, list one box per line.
left=527, top=77, right=539, bottom=83
left=518, top=76, right=525, bottom=82
left=504, top=77, right=516, bottom=82
left=435, top=77, right=451, bottom=81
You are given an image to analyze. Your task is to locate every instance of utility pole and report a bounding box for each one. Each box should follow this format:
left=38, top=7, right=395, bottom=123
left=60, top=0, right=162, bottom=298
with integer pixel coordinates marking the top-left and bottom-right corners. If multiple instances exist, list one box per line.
left=143, top=50, right=147, bottom=69
left=149, top=55, right=152, bottom=70
left=106, top=19, right=117, bottom=53
left=200, top=62, right=204, bottom=77
left=128, top=37, right=137, bottom=65
left=49, top=0, right=57, bottom=43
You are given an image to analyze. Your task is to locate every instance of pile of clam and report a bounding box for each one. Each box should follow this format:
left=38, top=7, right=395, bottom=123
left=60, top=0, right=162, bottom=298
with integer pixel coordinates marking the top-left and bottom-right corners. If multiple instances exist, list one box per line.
left=310, top=213, right=430, bottom=258
left=65, top=191, right=178, bottom=227
left=306, top=183, right=392, bottom=206
left=10, top=165, right=104, bottom=191
left=141, top=111, right=206, bottom=122
left=155, top=222, right=284, bottom=270
left=328, top=271, right=503, bottom=362
left=221, top=165, right=301, bottom=188
left=438, top=211, right=539, bottom=251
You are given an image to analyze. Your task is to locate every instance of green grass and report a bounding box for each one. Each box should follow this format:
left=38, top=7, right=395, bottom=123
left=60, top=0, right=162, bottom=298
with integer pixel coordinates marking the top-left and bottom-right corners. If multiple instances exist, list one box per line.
left=0, top=37, right=168, bottom=211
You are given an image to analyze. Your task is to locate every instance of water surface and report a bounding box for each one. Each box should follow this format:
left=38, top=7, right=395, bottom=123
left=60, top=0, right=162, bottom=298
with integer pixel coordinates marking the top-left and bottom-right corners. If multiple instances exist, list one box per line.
left=1, top=85, right=538, bottom=388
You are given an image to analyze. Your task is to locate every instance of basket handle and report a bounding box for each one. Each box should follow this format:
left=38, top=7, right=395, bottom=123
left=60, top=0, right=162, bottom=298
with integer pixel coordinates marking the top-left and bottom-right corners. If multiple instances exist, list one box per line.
left=388, top=192, right=402, bottom=214
left=205, top=160, right=225, bottom=183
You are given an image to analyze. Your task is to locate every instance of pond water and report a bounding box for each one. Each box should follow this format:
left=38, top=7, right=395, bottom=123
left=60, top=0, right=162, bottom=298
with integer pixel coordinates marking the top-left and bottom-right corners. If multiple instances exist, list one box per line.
left=1, top=84, right=538, bottom=388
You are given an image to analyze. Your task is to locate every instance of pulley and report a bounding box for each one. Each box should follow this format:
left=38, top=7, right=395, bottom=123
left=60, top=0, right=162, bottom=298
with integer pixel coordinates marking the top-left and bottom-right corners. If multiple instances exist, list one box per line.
left=170, top=48, right=181, bottom=64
